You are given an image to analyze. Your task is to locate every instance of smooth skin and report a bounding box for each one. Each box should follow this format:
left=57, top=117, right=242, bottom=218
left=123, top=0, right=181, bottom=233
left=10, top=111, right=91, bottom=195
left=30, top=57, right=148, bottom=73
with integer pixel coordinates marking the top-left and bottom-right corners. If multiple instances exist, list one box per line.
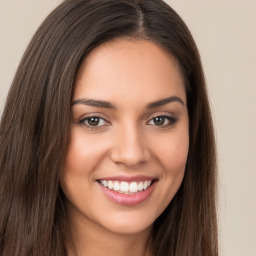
left=61, top=38, right=189, bottom=256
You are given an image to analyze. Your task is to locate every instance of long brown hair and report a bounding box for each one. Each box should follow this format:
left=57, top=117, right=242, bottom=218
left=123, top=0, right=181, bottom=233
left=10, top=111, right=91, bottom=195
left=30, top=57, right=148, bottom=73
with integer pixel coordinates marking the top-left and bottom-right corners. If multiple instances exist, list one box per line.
left=0, top=0, right=218, bottom=255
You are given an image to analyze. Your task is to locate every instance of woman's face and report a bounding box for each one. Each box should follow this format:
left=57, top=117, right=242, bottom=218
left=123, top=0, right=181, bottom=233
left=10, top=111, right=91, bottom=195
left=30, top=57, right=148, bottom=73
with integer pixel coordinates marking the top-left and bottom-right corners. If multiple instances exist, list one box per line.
left=61, top=39, right=189, bottom=236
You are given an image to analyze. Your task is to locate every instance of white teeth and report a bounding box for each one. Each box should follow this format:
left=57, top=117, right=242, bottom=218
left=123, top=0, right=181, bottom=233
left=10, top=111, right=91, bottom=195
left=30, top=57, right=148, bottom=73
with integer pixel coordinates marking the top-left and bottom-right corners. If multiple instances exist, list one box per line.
left=143, top=181, right=148, bottom=190
left=102, top=180, right=108, bottom=187
left=108, top=180, right=114, bottom=189
left=120, top=182, right=129, bottom=193
left=138, top=181, right=144, bottom=191
left=99, top=179, right=153, bottom=194
left=113, top=181, right=119, bottom=191
left=129, top=182, right=138, bottom=193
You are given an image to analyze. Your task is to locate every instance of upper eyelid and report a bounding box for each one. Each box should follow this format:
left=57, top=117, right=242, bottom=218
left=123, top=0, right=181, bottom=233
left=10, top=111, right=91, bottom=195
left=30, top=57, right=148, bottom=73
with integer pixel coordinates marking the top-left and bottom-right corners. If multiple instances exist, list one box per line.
left=79, top=112, right=111, bottom=122
left=145, top=111, right=175, bottom=120
left=147, top=115, right=177, bottom=123
left=78, top=112, right=176, bottom=121
left=80, top=116, right=110, bottom=125
left=78, top=116, right=176, bottom=130
left=79, top=116, right=111, bottom=130
left=76, top=110, right=177, bottom=122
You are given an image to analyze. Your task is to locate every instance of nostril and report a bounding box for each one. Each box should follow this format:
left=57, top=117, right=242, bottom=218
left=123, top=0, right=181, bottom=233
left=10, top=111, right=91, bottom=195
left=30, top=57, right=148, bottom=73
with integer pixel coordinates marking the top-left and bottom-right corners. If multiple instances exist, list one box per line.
left=110, top=146, right=151, bottom=167
left=109, top=127, right=151, bottom=167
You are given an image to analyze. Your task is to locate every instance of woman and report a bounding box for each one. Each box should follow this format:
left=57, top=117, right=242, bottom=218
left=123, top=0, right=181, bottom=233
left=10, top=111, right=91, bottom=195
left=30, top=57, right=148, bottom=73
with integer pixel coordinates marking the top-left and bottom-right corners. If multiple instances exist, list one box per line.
left=0, top=0, right=218, bottom=255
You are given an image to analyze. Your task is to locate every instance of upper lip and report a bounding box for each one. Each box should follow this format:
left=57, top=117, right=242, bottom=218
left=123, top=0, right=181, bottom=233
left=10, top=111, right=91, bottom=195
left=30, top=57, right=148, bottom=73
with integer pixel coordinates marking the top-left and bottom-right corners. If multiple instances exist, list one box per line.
left=97, top=175, right=157, bottom=182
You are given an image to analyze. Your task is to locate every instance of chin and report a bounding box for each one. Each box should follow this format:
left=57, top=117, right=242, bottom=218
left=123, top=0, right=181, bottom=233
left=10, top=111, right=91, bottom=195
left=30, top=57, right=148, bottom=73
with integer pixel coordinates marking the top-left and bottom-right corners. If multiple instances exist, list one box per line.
left=96, top=208, right=158, bottom=236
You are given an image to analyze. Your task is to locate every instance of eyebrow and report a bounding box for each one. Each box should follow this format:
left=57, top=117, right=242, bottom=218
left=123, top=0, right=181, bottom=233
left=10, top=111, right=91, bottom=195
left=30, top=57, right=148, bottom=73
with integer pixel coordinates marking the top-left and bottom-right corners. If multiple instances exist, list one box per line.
left=72, top=98, right=115, bottom=109
left=146, top=96, right=184, bottom=108
left=72, top=96, right=184, bottom=109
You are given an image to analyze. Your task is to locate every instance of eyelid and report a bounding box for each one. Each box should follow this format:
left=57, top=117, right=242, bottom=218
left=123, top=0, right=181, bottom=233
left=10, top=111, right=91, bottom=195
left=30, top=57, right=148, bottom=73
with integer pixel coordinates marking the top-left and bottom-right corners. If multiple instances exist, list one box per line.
left=80, top=116, right=108, bottom=125
left=78, top=113, right=111, bottom=130
left=78, top=112, right=111, bottom=122
left=76, top=112, right=178, bottom=130
left=146, top=112, right=178, bottom=127
left=146, top=111, right=175, bottom=121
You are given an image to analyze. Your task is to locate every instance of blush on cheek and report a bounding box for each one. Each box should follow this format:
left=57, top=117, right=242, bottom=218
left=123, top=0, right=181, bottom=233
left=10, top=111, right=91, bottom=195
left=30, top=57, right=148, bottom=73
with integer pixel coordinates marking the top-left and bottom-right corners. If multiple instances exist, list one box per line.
left=63, top=144, right=83, bottom=174
left=175, top=146, right=189, bottom=167
left=160, top=145, right=188, bottom=182
left=64, top=134, right=94, bottom=175
left=162, top=142, right=188, bottom=163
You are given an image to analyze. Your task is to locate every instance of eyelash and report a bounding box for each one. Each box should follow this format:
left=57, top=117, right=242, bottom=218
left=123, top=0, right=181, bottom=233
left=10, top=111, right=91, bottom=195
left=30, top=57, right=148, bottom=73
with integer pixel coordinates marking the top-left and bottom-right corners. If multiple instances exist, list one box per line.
left=147, top=115, right=178, bottom=128
left=79, top=115, right=177, bottom=130
left=79, top=116, right=110, bottom=130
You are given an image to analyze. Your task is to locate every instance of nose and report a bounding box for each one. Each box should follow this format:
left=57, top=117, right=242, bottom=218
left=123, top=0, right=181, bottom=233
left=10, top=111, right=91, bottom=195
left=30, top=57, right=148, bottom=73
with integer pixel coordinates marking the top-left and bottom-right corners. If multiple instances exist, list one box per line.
left=110, top=123, right=151, bottom=168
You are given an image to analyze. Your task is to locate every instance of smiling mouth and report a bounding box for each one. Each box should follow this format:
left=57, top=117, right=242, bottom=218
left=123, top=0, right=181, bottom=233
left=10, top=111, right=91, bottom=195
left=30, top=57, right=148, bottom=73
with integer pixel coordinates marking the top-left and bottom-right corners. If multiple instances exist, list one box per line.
left=97, top=179, right=156, bottom=194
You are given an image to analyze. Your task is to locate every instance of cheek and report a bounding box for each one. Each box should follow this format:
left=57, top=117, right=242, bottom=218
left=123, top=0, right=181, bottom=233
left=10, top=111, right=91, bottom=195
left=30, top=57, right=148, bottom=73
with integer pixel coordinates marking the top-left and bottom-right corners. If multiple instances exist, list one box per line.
left=156, top=132, right=189, bottom=174
left=147, top=131, right=189, bottom=219
left=63, top=128, right=107, bottom=175
left=61, top=129, right=104, bottom=204
left=168, top=143, right=188, bottom=170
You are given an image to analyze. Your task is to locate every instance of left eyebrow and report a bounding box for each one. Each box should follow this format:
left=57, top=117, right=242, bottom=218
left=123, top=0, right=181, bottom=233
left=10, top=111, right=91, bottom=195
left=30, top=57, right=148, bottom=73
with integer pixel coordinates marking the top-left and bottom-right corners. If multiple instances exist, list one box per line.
left=146, top=96, right=185, bottom=109
left=72, top=98, right=116, bottom=109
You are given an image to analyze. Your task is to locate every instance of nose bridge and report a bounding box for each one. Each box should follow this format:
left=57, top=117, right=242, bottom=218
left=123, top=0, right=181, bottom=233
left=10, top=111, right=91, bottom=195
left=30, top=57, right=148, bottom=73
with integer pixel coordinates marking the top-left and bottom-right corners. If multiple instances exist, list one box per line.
left=110, top=121, right=150, bottom=167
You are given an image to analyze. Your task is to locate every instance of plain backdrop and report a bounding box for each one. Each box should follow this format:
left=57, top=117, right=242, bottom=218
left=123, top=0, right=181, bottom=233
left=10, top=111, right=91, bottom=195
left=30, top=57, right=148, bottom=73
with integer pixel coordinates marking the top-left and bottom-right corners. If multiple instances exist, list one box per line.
left=0, top=1, right=256, bottom=256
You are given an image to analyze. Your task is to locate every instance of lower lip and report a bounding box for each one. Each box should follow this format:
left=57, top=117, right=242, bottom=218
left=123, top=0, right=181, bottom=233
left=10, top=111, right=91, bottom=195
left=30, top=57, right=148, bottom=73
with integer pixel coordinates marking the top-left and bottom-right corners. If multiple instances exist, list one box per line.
left=98, top=182, right=156, bottom=206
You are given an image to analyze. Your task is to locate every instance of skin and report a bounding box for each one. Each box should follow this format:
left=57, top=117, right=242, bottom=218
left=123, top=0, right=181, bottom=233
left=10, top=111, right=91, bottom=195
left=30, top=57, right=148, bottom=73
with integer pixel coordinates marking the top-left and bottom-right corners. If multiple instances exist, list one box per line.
left=61, top=38, right=189, bottom=256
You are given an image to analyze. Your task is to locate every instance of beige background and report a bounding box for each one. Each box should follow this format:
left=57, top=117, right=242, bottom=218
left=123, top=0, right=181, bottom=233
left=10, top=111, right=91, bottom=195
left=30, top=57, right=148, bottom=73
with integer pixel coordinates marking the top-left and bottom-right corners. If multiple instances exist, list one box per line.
left=0, top=1, right=256, bottom=255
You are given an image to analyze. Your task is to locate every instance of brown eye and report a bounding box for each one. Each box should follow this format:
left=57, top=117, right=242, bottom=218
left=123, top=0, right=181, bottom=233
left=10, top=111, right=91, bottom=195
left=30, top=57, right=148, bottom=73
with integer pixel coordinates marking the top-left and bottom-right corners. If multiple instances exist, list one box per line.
left=79, top=116, right=108, bottom=128
left=153, top=116, right=165, bottom=126
left=87, top=117, right=100, bottom=126
left=148, top=115, right=177, bottom=127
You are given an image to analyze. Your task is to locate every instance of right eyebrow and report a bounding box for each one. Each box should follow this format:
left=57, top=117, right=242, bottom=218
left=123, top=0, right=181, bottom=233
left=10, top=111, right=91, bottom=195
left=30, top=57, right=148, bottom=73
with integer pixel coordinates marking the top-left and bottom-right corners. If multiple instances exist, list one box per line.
left=72, top=98, right=116, bottom=109
left=146, top=96, right=185, bottom=109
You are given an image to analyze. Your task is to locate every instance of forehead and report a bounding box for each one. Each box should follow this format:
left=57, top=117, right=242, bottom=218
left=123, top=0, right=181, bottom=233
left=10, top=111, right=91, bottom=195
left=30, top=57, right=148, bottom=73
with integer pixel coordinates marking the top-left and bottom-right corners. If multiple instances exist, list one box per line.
left=73, top=38, right=186, bottom=106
